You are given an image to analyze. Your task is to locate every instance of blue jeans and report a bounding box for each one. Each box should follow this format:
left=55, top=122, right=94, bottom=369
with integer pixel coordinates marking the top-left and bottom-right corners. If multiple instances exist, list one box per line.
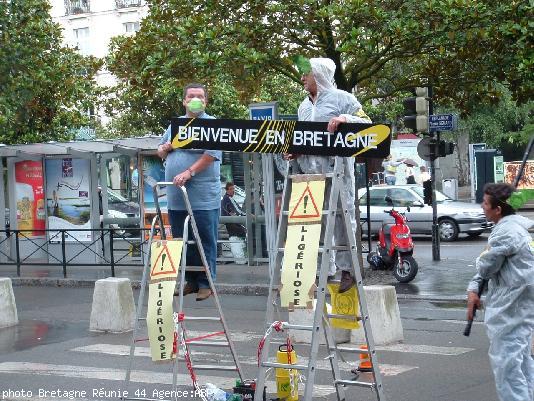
left=168, top=209, right=219, bottom=289
left=385, top=175, right=396, bottom=185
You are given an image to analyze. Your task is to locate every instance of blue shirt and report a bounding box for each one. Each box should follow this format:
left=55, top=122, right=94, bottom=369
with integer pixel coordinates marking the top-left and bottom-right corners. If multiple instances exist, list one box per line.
left=159, top=112, right=222, bottom=211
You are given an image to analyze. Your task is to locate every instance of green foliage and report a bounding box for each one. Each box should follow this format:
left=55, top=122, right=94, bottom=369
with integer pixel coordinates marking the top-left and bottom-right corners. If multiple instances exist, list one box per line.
left=0, top=0, right=101, bottom=145
left=105, top=0, right=532, bottom=137
left=456, top=87, right=533, bottom=150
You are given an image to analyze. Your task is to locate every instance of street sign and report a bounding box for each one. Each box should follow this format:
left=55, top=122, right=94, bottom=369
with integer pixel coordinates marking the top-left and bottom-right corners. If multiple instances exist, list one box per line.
left=429, top=114, right=457, bottom=131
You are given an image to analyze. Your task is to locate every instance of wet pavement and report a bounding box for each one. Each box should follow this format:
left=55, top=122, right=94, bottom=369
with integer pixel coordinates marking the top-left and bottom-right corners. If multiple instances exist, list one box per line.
left=1, top=232, right=492, bottom=301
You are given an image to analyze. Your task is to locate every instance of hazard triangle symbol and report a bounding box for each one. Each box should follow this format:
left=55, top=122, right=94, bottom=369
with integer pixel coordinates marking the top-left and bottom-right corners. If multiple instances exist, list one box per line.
left=151, top=244, right=178, bottom=278
left=290, top=185, right=321, bottom=219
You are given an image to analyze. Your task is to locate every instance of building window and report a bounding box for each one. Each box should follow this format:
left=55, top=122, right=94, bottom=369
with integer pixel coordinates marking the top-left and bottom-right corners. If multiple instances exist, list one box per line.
left=116, top=0, right=141, bottom=8
left=65, top=0, right=90, bottom=15
left=123, top=22, right=140, bottom=33
left=73, top=27, right=90, bottom=56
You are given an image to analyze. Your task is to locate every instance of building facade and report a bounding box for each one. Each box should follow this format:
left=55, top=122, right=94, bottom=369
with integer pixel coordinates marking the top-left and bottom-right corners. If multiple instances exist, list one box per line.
left=49, top=0, right=148, bottom=95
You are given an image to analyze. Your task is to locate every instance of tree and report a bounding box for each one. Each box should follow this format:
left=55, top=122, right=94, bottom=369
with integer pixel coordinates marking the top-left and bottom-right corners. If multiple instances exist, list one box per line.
left=0, top=0, right=101, bottom=144
left=106, top=0, right=532, bottom=137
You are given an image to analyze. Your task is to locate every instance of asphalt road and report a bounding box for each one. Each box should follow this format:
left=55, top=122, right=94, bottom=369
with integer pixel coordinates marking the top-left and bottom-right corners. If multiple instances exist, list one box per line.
left=0, top=286, right=499, bottom=401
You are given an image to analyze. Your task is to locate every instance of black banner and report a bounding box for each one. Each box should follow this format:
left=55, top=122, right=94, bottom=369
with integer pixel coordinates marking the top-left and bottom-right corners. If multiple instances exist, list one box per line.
left=171, top=118, right=391, bottom=158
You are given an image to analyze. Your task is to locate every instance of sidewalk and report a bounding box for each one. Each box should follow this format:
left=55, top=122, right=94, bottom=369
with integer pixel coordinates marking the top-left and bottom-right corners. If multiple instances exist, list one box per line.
left=1, top=252, right=474, bottom=302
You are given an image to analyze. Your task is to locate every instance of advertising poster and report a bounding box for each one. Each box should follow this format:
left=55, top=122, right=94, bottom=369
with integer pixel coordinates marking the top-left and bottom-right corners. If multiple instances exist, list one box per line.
left=390, top=139, right=426, bottom=184
left=141, top=155, right=167, bottom=211
left=14, top=160, right=46, bottom=236
left=45, top=158, right=91, bottom=242
left=141, top=155, right=170, bottom=239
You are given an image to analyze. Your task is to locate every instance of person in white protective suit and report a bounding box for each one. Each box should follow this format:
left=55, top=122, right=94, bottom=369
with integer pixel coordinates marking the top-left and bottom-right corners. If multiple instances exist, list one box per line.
left=467, top=183, right=534, bottom=401
left=286, top=57, right=372, bottom=293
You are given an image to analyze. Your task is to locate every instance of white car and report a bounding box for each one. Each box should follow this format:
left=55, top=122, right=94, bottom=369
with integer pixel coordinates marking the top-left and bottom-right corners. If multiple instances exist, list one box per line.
left=358, top=185, right=492, bottom=241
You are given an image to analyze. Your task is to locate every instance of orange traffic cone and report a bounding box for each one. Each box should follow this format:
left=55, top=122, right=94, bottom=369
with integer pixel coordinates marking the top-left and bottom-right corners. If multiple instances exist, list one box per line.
left=356, top=345, right=373, bottom=372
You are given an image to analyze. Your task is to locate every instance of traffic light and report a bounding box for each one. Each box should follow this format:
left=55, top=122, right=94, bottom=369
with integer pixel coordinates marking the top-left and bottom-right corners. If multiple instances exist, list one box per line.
left=423, top=180, right=432, bottom=205
left=403, top=87, right=430, bottom=133
left=438, top=140, right=455, bottom=157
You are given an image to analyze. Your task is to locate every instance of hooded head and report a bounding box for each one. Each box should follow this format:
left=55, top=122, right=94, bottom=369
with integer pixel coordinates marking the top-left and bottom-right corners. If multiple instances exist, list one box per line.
left=302, top=57, right=337, bottom=95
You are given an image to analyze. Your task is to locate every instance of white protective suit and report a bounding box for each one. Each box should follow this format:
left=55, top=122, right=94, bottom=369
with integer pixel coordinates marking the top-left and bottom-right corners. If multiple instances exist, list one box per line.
left=467, top=214, right=534, bottom=401
left=297, top=58, right=371, bottom=276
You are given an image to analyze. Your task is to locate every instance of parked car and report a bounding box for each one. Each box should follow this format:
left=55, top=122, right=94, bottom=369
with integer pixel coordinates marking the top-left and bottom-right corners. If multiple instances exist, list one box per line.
left=357, top=185, right=493, bottom=241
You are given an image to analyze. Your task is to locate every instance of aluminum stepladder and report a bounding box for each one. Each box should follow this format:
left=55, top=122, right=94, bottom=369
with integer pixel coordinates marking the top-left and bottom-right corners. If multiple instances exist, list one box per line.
left=123, top=183, right=243, bottom=401
left=255, top=157, right=385, bottom=401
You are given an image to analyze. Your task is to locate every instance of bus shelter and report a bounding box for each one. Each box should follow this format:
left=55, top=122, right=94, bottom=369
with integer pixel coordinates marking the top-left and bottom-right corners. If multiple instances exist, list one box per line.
left=0, top=138, right=265, bottom=274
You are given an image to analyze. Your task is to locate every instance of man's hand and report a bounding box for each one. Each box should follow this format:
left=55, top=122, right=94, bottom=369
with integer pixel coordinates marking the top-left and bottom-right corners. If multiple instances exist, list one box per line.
left=327, top=116, right=347, bottom=133
left=466, top=291, right=482, bottom=321
left=173, top=169, right=192, bottom=187
left=283, top=153, right=300, bottom=161
left=157, top=142, right=174, bottom=159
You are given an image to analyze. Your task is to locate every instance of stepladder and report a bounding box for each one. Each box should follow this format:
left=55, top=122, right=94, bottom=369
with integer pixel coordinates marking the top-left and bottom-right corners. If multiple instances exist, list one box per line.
left=255, top=156, right=386, bottom=401
left=123, top=182, right=243, bottom=401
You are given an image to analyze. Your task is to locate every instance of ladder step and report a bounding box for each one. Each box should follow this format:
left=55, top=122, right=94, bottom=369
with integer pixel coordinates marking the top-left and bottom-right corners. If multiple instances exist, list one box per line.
left=262, top=362, right=308, bottom=370
left=335, top=379, right=376, bottom=389
left=288, top=173, right=334, bottom=180
left=330, top=346, right=371, bottom=354
left=327, top=313, right=361, bottom=321
left=193, top=364, right=238, bottom=372
left=283, top=324, right=314, bottom=331
left=186, top=341, right=229, bottom=347
left=277, top=245, right=349, bottom=253
left=182, top=316, right=221, bottom=322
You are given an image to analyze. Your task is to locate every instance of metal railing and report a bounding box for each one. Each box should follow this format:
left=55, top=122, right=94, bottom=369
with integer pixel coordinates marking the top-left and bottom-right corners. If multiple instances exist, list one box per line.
left=64, top=0, right=90, bottom=15
left=0, top=228, right=149, bottom=278
left=115, top=0, right=141, bottom=8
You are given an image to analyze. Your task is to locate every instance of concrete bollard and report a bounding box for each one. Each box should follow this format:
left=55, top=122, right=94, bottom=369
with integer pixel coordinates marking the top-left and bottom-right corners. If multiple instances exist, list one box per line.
left=289, top=300, right=351, bottom=345
left=351, top=285, right=403, bottom=345
left=90, top=277, right=135, bottom=333
left=0, top=278, right=18, bottom=328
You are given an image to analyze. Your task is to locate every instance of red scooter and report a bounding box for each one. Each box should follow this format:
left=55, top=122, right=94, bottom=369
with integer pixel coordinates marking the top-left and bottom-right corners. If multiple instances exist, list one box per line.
left=367, top=196, right=418, bottom=283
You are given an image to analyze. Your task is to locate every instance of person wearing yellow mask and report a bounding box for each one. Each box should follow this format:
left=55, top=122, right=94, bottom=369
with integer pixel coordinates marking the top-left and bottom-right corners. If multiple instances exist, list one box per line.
left=157, top=83, right=221, bottom=301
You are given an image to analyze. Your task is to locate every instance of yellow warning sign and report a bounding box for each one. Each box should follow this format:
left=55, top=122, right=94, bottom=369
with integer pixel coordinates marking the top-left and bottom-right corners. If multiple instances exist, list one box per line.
left=288, top=180, right=325, bottom=224
left=327, top=283, right=360, bottom=329
left=150, top=240, right=183, bottom=282
left=280, top=224, right=321, bottom=309
left=147, top=280, right=176, bottom=362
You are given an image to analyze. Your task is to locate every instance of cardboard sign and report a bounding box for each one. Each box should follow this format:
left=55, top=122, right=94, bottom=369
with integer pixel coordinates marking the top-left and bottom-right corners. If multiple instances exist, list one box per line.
left=327, top=283, right=360, bottom=330
left=280, top=224, right=321, bottom=309
left=171, top=118, right=391, bottom=158
left=288, top=180, right=325, bottom=224
left=147, top=281, right=176, bottom=362
left=150, top=240, right=183, bottom=282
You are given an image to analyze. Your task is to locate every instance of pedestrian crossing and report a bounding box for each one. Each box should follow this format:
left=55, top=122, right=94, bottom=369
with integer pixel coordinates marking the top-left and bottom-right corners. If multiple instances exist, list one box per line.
left=0, top=329, right=475, bottom=400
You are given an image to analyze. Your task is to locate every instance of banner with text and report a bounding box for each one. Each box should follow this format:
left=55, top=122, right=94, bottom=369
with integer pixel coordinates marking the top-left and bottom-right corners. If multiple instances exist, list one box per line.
left=280, top=178, right=326, bottom=309
left=171, top=118, right=391, bottom=158
left=147, top=281, right=176, bottom=362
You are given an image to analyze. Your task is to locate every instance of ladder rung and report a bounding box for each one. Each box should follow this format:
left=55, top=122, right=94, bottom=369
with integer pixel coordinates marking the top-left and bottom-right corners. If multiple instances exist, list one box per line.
left=330, top=346, right=370, bottom=354
left=281, top=210, right=329, bottom=216
left=186, top=341, right=229, bottom=347
left=335, top=379, right=376, bottom=389
left=181, top=266, right=205, bottom=272
left=182, top=316, right=221, bottom=322
left=283, top=324, right=314, bottom=331
left=193, top=364, right=238, bottom=371
left=262, top=362, right=308, bottom=370
left=138, top=317, right=146, bottom=321
left=327, top=313, right=361, bottom=321
left=288, top=173, right=334, bottom=180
